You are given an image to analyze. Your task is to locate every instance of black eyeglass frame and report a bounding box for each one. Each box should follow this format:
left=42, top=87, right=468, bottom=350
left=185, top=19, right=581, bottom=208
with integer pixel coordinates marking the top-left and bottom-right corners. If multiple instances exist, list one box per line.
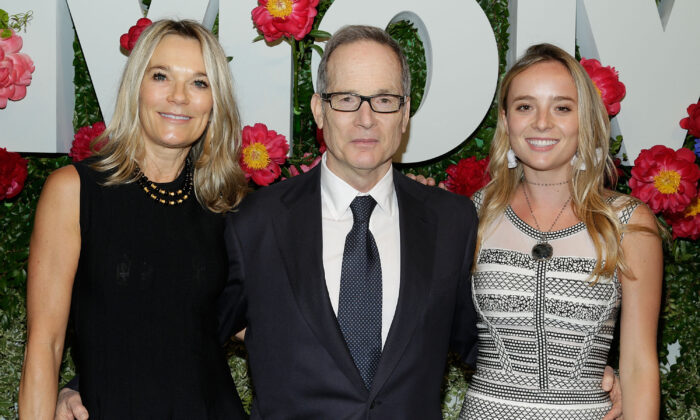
left=320, top=92, right=406, bottom=113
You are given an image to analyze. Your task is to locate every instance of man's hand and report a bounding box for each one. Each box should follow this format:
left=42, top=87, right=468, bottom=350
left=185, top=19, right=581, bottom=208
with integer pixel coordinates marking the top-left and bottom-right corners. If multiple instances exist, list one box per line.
left=54, top=387, right=89, bottom=420
left=601, top=365, right=623, bottom=420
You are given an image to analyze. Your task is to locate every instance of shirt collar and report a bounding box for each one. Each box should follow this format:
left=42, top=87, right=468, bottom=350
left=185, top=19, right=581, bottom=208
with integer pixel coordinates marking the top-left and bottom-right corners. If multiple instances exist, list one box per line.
left=320, top=153, right=396, bottom=220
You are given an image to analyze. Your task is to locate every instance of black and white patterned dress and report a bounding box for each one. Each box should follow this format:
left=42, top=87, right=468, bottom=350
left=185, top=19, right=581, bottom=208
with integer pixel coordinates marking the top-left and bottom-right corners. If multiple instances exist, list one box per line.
left=460, top=190, right=638, bottom=420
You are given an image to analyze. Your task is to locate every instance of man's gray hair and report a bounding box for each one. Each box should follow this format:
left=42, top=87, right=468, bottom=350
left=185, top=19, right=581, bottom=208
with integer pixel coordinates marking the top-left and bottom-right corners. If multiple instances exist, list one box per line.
left=316, top=25, right=411, bottom=96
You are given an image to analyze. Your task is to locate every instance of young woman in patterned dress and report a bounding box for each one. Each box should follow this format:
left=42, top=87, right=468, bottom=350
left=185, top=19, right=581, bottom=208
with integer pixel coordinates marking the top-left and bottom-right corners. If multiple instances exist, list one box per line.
left=459, top=44, right=662, bottom=419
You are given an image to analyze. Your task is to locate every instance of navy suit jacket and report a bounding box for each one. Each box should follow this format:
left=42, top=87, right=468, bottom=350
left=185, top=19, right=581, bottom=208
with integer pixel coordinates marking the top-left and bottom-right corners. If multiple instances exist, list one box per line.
left=219, top=166, right=478, bottom=419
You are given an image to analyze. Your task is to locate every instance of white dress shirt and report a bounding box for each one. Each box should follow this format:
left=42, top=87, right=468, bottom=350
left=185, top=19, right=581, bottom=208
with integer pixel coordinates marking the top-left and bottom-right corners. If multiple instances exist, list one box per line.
left=320, top=154, right=401, bottom=347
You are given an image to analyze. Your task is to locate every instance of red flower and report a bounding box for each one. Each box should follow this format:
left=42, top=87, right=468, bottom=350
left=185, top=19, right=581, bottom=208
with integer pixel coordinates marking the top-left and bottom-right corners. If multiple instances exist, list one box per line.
left=70, top=122, right=107, bottom=162
left=667, top=197, right=700, bottom=240
left=120, top=18, right=152, bottom=53
left=580, top=58, right=626, bottom=117
left=240, top=123, right=289, bottom=186
left=0, top=29, right=35, bottom=109
left=316, top=126, right=326, bottom=154
left=444, top=156, right=491, bottom=198
left=680, top=101, right=700, bottom=138
left=613, top=157, right=625, bottom=178
left=629, top=145, right=700, bottom=214
left=252, top=0, right=319, bottom=42
left=0, top=147, right=28, bottom=200
left=288, top=153, right=321, bottom=177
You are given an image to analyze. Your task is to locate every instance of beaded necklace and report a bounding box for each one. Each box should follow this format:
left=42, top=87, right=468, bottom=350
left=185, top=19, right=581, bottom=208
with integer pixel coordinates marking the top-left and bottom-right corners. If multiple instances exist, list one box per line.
left=135, top=157, right=193, bottom=206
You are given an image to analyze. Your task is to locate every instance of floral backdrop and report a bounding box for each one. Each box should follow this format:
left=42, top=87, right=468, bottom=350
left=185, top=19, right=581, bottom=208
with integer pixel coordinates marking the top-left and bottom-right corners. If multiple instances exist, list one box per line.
left=1, top=1, right=699, bottom=419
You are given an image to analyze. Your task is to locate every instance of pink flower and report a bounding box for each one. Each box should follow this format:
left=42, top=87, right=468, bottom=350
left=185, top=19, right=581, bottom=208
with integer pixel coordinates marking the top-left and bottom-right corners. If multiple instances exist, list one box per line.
left=240, top=123, right=289, bottom=186
left=680, top=101, right=700, bottom=139
left=580, top=57, right=626, bottom=117
left=252, top=0, right=319, bottom=42
left=0, top=29, right=35, bottom=109
left=629, top=145, right=700, bottom=214
left=120, top=18, right=152, bottom=53
left=0, top=147, right=28, bottom=200
left=444, top=156, right=491, bottom=198
left=69, top=122, right=107, bottom=162
left=288, top=153, right=321, bottom=177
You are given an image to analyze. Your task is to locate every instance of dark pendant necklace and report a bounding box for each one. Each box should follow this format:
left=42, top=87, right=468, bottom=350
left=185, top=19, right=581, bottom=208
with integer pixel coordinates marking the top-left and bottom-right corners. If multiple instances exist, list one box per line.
left=135, top=156, right=194, bottom=206
left=522, top=185, right=571, bottom=261
left=532, top=242, right=554, bottom=260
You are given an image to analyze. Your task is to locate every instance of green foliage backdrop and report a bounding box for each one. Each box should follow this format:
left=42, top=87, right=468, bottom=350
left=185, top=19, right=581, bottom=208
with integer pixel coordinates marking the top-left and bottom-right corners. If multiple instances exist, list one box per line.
left=1, top=1, right=697, bottom=419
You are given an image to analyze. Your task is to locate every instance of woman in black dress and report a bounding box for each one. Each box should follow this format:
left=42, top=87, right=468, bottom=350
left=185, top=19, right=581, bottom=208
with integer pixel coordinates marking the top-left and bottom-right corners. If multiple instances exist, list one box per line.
left=19, top=20, right=248, bottom=419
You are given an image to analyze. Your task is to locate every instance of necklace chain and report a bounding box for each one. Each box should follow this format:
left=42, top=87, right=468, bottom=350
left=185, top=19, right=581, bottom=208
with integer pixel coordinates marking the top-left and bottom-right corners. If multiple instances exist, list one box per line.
left=135, top=157, right=194, bottom=206
left=522, top=177, right=569, bottom=187
left=522, top=185, right=571, bottom=243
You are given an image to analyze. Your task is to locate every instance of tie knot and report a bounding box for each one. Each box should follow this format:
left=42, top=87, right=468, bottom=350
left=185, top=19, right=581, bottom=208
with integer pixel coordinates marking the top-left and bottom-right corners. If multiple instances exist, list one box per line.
left=350, top=195, right=377, bottom=223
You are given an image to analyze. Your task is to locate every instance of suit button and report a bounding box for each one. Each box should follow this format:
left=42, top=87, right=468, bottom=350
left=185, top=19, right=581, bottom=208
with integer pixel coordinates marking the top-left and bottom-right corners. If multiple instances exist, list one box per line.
left=370, top=400, right=380, bottom=409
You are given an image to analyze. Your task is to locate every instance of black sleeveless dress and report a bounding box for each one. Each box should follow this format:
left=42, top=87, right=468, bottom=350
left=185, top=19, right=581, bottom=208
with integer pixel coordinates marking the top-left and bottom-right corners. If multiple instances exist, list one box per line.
left=70, top=160, right=246, bottom=419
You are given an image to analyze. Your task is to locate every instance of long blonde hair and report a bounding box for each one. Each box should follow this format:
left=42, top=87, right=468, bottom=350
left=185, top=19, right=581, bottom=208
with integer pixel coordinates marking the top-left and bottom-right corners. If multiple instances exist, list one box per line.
left=479, top=43, right=637, bottom=280
left=91, top=19, right=247, bottom=213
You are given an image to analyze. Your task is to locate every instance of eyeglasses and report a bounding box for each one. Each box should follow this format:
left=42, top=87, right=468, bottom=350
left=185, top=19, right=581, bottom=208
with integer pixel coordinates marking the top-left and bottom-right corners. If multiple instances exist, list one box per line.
left=320, top=92, right=406, bottom=113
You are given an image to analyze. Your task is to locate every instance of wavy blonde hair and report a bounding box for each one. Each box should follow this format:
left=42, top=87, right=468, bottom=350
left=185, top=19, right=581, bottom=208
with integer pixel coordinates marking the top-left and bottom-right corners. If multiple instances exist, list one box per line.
left=479, top=43, right=643, bottom=281
left=90, top=19, right=247, bottom=213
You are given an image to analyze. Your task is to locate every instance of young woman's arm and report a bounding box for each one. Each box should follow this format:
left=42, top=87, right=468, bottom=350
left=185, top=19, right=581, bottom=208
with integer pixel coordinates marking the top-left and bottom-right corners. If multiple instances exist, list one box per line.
left=618, top=203, right=663, bottom=419
left=19, top=166, right=81, bottom=419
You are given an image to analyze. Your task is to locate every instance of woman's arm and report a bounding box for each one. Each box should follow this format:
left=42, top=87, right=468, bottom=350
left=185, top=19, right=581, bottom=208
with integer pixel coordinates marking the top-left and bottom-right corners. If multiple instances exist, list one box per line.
left=618, top=203, right=663, bottom=419
left=19, top=166, right=81, bottom=419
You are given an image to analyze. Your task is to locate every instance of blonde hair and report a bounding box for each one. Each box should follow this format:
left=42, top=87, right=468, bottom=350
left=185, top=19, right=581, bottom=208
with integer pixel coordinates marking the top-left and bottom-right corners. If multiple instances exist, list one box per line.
left=479, top=43, right=640, bottom=281
left=91, top=19, right=247, bottom=213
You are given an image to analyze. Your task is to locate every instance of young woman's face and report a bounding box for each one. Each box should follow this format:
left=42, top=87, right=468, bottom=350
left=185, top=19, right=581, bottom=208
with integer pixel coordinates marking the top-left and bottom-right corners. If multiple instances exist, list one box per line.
left=504, top=60, right=579, bottom=180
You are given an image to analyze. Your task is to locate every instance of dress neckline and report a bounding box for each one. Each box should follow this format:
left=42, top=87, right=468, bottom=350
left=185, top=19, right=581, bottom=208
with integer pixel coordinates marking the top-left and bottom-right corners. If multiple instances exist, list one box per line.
left=505, top=205, right=586, bottom=242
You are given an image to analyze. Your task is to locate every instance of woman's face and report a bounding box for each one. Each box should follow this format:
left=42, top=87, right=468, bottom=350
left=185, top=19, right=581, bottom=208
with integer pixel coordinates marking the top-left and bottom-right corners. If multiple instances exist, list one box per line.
left=503, top=60, right=579, bottom=180
left=138, top=34, right=213, bottom=152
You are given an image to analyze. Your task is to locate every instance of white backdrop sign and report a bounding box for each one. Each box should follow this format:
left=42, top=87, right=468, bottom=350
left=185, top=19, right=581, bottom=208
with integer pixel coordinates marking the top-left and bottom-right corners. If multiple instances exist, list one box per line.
left=0, top=0, right=73, bottom=153
left=2, top=0, right=698, bottom=161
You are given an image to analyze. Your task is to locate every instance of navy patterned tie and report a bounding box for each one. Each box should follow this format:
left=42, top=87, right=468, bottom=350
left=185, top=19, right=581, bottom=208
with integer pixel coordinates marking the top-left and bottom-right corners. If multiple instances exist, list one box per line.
left=338, top=195, right=383, bottom=389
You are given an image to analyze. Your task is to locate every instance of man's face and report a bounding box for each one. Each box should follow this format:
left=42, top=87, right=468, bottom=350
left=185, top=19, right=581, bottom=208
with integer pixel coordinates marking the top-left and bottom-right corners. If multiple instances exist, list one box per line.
left=311, top=40, right=410, bottom=191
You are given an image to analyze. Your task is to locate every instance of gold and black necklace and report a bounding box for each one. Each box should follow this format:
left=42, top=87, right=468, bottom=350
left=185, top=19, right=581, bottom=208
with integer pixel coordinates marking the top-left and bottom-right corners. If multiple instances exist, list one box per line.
left=135, top=156, right=194, bottom=206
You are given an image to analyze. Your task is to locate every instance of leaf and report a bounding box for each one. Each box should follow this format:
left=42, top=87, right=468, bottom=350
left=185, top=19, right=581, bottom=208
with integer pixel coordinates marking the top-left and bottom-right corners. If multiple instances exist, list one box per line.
left=308, top=29, right=331, bottom=39
left=310, top=44, right=324, bottom=58
left=0, top=9, right=9, bottom=27
left=252, top=34, right=264, bottom=43
left=0, top=28, right=11, bottom=39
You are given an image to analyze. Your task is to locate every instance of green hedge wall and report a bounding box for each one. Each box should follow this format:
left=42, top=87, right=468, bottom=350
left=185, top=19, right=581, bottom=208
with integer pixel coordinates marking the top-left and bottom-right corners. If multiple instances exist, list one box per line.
left=1, top=1, right=697, bottom=419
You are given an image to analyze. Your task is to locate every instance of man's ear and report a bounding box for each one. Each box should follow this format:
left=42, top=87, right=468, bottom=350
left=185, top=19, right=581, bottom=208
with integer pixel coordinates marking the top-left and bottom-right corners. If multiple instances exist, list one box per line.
left=401, top=97, right=410, bottom=133
left=311, top=93, right=324, bottom=129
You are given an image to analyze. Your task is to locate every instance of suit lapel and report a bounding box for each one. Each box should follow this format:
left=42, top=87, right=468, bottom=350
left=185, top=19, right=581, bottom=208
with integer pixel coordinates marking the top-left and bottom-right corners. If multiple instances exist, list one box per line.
left=272, top=167, right=368, bottom=393
left=370, top=171, right=437, bottom=397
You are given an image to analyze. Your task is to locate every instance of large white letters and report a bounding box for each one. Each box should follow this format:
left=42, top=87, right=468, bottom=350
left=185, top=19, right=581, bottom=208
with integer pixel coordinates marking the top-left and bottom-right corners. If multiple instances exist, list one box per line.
left=507, top=0, right=576, bottom=63
left=65, top=0, right=216, bottom=126
left=577, top=0, right=700, bottom=161
left=218, top=2, right=293, bottom=144
left=313, top=0, right=499, bottom=163
left=0, top=0, right=73, bottom=153
left=8, top=1, right=699, bottom=158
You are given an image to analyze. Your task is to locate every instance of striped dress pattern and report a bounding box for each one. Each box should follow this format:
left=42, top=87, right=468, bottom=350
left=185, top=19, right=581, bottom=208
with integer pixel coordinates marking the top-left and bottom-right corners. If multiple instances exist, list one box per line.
left=460, top=190, right=638, bottom=419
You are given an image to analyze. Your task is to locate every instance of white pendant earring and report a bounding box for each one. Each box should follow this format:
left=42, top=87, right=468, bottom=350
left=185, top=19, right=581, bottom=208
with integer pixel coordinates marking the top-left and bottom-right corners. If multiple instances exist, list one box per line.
left=507, top=149, right=518, bottom=168
left=570, top=154, right=584, bottom=170
left=571, top=147, right=604, bottom=171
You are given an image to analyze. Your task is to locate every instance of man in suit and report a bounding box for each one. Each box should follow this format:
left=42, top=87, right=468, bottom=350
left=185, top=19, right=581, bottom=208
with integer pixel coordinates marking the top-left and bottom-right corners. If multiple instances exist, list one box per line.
left=216, top=25, right=479, bottom=419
